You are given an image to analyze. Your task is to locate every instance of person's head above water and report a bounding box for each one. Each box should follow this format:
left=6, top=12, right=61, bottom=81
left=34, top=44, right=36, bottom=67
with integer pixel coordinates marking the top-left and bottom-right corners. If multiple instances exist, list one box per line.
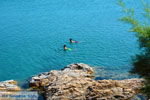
left=64, top=44, right=67, bottom=50
left=64, top=44, right=66, bottom=48
left=69, top=38, right=73, bottom=43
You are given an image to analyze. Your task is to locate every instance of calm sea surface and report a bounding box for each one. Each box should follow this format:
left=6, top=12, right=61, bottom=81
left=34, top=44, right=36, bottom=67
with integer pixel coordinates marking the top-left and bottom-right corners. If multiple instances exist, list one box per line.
left=0, top=0, right=144, bottom=81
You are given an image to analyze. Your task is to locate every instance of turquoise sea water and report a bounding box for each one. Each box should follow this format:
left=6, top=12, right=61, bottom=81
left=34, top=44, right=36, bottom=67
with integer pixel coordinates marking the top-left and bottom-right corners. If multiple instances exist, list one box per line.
left=0, top=0, right=143, bottom=81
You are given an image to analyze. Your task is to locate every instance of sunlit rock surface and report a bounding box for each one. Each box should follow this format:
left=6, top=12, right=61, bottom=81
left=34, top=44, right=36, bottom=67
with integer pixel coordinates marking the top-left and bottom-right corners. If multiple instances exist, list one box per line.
left=0, top=80, right=21, bottom=91
left=29, top=63, right=144, bottom=100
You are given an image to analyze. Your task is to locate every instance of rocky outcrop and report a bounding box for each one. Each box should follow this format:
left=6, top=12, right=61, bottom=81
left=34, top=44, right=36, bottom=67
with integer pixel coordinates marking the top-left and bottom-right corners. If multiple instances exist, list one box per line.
left=29, top=63, right=94, bottom=88
left=29, top=63, right=144, bottom=100
left=0, top=80, right=21, bottom=91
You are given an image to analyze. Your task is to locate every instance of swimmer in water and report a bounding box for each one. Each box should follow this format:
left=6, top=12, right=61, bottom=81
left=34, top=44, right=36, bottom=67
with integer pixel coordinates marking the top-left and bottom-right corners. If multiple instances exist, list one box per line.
left=63, top=44, right=68, bottom=50
left=69, top=38, right=78, bottom=43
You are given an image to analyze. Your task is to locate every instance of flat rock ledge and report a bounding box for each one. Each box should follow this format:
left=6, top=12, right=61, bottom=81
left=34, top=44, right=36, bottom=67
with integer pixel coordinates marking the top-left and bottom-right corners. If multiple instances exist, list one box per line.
left=29, top=63, right=144, bottom=100
left=0, top=80, right=21, bottom=91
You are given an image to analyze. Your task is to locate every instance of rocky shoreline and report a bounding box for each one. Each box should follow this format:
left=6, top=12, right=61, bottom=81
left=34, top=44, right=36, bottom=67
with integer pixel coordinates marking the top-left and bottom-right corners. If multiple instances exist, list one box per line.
left=0, top=63, right=144, bottom=100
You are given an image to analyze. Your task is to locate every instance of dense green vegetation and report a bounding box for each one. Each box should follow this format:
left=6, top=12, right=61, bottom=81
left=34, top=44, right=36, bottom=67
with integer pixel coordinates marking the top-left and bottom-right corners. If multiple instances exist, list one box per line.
left=118, top=0, right=150, bottom=98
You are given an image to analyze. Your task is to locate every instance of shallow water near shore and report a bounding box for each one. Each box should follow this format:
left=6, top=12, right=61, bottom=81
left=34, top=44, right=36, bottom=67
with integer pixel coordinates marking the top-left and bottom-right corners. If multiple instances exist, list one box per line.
left=0, top=0, right=143, bottom=81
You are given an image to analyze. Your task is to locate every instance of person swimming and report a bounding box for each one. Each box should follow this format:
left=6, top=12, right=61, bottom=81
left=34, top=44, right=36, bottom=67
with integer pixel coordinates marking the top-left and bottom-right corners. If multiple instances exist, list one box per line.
left=63, top=44, right=72, bottom=51
left=69, top=38, right=78, bottom=43
left=64, top=44, right=68, bottom=50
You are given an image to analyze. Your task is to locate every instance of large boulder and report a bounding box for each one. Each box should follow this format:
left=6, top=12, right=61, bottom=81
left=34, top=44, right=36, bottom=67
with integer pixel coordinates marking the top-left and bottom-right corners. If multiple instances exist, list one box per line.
left=29, top=63, right=94, bottom=88
left=29, top=63, right=144, bottom=100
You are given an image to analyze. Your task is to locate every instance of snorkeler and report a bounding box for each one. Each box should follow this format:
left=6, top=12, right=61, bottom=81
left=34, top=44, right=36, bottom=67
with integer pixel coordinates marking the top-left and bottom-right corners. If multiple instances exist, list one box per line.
left=69, top=38, right=78, bottom=43
left=64, top=44, right=68, bottom=50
